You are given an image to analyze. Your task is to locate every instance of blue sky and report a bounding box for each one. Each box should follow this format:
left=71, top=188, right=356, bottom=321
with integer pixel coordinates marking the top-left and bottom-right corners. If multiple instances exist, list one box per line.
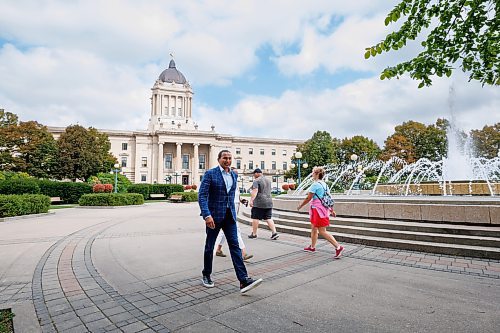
left=0, top=0, right=498, bottom=146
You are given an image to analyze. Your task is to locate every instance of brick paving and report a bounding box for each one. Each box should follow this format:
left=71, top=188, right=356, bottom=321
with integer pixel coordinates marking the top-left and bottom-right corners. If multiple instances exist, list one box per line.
left=0, top=207, right=499, bottom=332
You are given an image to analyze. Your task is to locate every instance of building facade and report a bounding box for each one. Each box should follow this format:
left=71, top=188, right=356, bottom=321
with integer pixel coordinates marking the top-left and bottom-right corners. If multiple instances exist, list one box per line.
left=49, top=59, right=302, bottom=189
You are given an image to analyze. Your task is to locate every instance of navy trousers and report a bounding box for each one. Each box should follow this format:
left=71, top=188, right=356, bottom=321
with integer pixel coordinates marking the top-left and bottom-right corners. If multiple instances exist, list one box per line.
left=203, top=209, right=247, bottom=282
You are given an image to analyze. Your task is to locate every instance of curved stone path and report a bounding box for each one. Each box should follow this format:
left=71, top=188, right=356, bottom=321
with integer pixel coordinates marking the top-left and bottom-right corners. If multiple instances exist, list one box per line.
left=1, top=203, right=499, bottom=332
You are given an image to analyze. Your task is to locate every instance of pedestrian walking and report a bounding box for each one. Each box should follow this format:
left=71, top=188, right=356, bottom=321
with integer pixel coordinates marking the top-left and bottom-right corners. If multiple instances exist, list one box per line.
left=296, top=166, right=344, bottom=258
left=198, top=150, right=262, bottom=293
left=248, top=168, right=279, bottom=240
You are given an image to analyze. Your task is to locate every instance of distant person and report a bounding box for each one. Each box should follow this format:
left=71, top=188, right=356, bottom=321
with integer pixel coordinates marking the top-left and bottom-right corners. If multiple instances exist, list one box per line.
left=198, top=150, right=262, bottom=293
left=215, top=167, right=253, bottom=261
left=248, top=168, right=279, bottom=240
left=296, top=166, right=344, bottom=258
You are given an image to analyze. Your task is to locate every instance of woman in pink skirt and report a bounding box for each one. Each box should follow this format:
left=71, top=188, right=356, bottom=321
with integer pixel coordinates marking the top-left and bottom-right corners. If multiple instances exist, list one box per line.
left=296, top=166, right=344, bottom=258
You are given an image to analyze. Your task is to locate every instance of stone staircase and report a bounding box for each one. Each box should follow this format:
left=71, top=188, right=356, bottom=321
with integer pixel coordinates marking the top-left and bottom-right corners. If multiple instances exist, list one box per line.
left=238, top=208, right=500, bottom=259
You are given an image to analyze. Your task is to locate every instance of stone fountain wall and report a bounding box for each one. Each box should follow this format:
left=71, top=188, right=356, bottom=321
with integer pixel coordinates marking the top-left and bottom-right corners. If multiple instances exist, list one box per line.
left=274, top=195, right=500, bottom=225
left=375, top=182, right=499, bottom=196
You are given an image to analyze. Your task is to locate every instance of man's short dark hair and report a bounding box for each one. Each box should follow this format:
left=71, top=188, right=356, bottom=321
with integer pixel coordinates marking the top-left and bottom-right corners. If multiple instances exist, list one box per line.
left=218, top=149, right=231, bottom=159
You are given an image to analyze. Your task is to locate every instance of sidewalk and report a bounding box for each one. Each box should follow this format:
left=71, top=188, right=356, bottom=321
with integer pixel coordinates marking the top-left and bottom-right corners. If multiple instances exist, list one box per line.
left=1, top=202, right=499, bottom=332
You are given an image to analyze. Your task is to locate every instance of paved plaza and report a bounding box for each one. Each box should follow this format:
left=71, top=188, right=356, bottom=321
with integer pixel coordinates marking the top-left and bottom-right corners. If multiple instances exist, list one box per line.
left=1, top=202, right=499, bottom=332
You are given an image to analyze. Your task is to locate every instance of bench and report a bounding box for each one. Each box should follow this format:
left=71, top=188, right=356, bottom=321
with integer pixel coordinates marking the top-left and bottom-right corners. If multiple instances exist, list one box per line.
left=50, top=197, right=62, bottom=204
left=149, top=193, right=166, bottom=199
left=169, top=194, right=183, bottom=202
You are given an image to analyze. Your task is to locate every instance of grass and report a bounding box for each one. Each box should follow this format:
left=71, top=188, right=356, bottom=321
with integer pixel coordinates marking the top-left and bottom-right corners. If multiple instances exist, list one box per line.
left=0, top=309, right=14, bottom=333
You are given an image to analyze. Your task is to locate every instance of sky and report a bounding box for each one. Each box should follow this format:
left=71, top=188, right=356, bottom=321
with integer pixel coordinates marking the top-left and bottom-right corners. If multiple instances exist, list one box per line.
left=0, top=0, right=498, bottom=146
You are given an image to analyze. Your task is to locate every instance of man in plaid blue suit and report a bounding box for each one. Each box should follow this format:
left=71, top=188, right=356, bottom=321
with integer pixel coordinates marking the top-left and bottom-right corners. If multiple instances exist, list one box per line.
left=198, top=150, right=262, bottom=293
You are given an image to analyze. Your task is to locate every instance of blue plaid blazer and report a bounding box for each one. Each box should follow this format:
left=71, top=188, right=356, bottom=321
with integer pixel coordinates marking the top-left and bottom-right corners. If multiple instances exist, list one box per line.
left=198, top=166, right=238, bottom=222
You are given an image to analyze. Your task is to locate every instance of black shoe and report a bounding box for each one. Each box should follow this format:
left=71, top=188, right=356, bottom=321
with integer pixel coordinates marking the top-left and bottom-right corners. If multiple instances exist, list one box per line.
left=248, top=233, right=257, bottom=239
left=271, top=233, right=279, bottom=240
left=240, top=277, right=263, bottom=293
left=202, top=275, right=214, bottom=288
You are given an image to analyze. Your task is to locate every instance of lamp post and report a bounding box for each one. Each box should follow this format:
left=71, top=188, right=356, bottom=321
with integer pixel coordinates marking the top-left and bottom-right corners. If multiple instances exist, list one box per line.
left=111, top=163, right=120, bottom=193
left=291, top=152, right=308, bottom=185
left=239, top=174, right=245, bottom=192
left=274, top=170, right=282, bottom=193
left=173, top=172, right=180, bottom=184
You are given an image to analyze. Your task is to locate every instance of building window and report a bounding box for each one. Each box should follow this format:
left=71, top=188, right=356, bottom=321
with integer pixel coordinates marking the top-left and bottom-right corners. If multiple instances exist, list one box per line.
left=249, top=148, right=253, bottom=155
left=199, top=154, right=206, bottom=169
left=249, top=161, right=253, bottom=170
left=121, top=157, right=127, bottom=168
left=171, top=106, right=175, bottom=115
left=236, top=148, right=241, bottom=155
left=271, top=149, right=276, bottom=155
left=178, top=107, right=182, bottom=116
left=236, top=159, right=241, bottom=169
left=182, top=154, right=189, bottom=169
left=272, top=161, right=276, bottom=170
left=165, top=153, right=173, bottom=169
left=141, top=174, right=147, bottom=182
left=141, top=157, right=147, bottom=167
left=282, top=150, right=287, bottom=156
left=260, top=161, right=265, bottom=169
left=122, top=143, right=128, bottom=151
left=283, top=162, right=287, bottom=170
left=260, top=149, right=264, bottom=155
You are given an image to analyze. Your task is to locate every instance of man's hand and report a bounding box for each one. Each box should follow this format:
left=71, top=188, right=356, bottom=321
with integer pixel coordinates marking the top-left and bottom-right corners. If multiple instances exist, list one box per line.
left=249, top=199, right=254, bottom=207
left=205, top=216, right=215, bottom=229
left=331, top=210, right=336, bottom=218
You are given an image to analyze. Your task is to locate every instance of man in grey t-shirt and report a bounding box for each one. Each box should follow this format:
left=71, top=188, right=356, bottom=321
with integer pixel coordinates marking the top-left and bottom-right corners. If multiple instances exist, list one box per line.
left=248, top=168, right=279, bottom=240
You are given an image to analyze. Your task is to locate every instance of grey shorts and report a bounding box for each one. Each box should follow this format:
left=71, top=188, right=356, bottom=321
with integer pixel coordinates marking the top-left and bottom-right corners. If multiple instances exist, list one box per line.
left=251, top=207, right=272, bottom=220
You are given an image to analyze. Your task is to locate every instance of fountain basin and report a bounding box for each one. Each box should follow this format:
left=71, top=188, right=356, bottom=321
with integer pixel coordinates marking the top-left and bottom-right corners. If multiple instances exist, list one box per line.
left=375, top=181, right=499, bottom=196
left=274, top=194, right=500, bottom=225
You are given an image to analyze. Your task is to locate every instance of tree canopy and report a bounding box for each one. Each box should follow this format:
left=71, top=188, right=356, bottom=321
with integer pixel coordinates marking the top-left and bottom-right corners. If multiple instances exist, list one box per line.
left=366, top=0, right=499, bottom=87
left=470, top=122, right=500, bottom=158
left=56, top=125, right=117, bottom=181
left=336, top=135, right=382, bottom=164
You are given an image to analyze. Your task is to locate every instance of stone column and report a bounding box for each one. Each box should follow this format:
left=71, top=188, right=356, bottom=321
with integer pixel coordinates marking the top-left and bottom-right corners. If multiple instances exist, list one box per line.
left=157, top=142, right=164, bottom=183
left=176, top=142, right=183, bottom=171
left=210, top=144, right=218, bottom=168
left=193, top=143, right=199, bottom=185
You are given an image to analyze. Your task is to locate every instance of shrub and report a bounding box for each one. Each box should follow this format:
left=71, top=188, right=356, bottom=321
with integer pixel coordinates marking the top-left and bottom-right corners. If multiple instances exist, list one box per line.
left=191, top=184, right=197, bottom=190
left=103, top=184, right=113, bottom=193
left=0, top=178, right=41, bottom=195
left=93, top=184, right=105, bottom=193
left=281, top=184, right=289, bottom=191
left=127, top=184, right=150, bottom=199
left=171, top=191, right=198, bottom=202
left=38, top=181, right=92, bottom=204
left=288, top=183, right=296, bottom=190
left=184, top=185, right=192, bottom=190
left=78, top=193, right=144, bottom=206
left=90, top=172, right=131, bottom=193
left=0, top=194, right=51, bottom=217
left=150, top=184, right=184, bottom=198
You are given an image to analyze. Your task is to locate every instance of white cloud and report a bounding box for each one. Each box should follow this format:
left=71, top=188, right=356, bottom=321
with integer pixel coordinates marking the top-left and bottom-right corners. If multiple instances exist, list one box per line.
left=195, top=73, right=500, bottom=146
left=0, top=0, right=497, bottom=150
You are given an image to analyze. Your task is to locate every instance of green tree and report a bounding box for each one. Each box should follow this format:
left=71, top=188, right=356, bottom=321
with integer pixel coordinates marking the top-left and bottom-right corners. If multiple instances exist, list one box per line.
left=285, top=131, right=336, bottom=180
left=56, top=125, right=117, bottom=181
left=470, top=123, right=500, bottom=158
left=0, top=109, right=19, bottom=171
left=16, top=121, right=58, bottom=178
left=337, top=135, right=382, bottom=164
left=366, top=0, right=499, bottom=87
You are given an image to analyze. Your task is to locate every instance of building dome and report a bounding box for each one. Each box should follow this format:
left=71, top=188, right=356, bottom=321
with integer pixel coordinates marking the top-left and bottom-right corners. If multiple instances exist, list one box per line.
left=158, top=59, right=187, bottom=84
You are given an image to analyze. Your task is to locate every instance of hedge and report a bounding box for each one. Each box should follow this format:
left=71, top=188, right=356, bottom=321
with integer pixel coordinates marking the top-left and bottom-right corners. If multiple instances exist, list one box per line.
left=127, top=184, right=150, bottom=199
left=127, top=184, right=184, bottom=199
left=0, top=194, right=51, bottom=217
left=171, top=191, right=198, bottom=202
left=150, top=184, right=184, bottom=198
left=78, top=193, right=144, bottom=206
left=38, top=180, right=92, bottom=204
left=0, top=179, right=40, bottom=195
